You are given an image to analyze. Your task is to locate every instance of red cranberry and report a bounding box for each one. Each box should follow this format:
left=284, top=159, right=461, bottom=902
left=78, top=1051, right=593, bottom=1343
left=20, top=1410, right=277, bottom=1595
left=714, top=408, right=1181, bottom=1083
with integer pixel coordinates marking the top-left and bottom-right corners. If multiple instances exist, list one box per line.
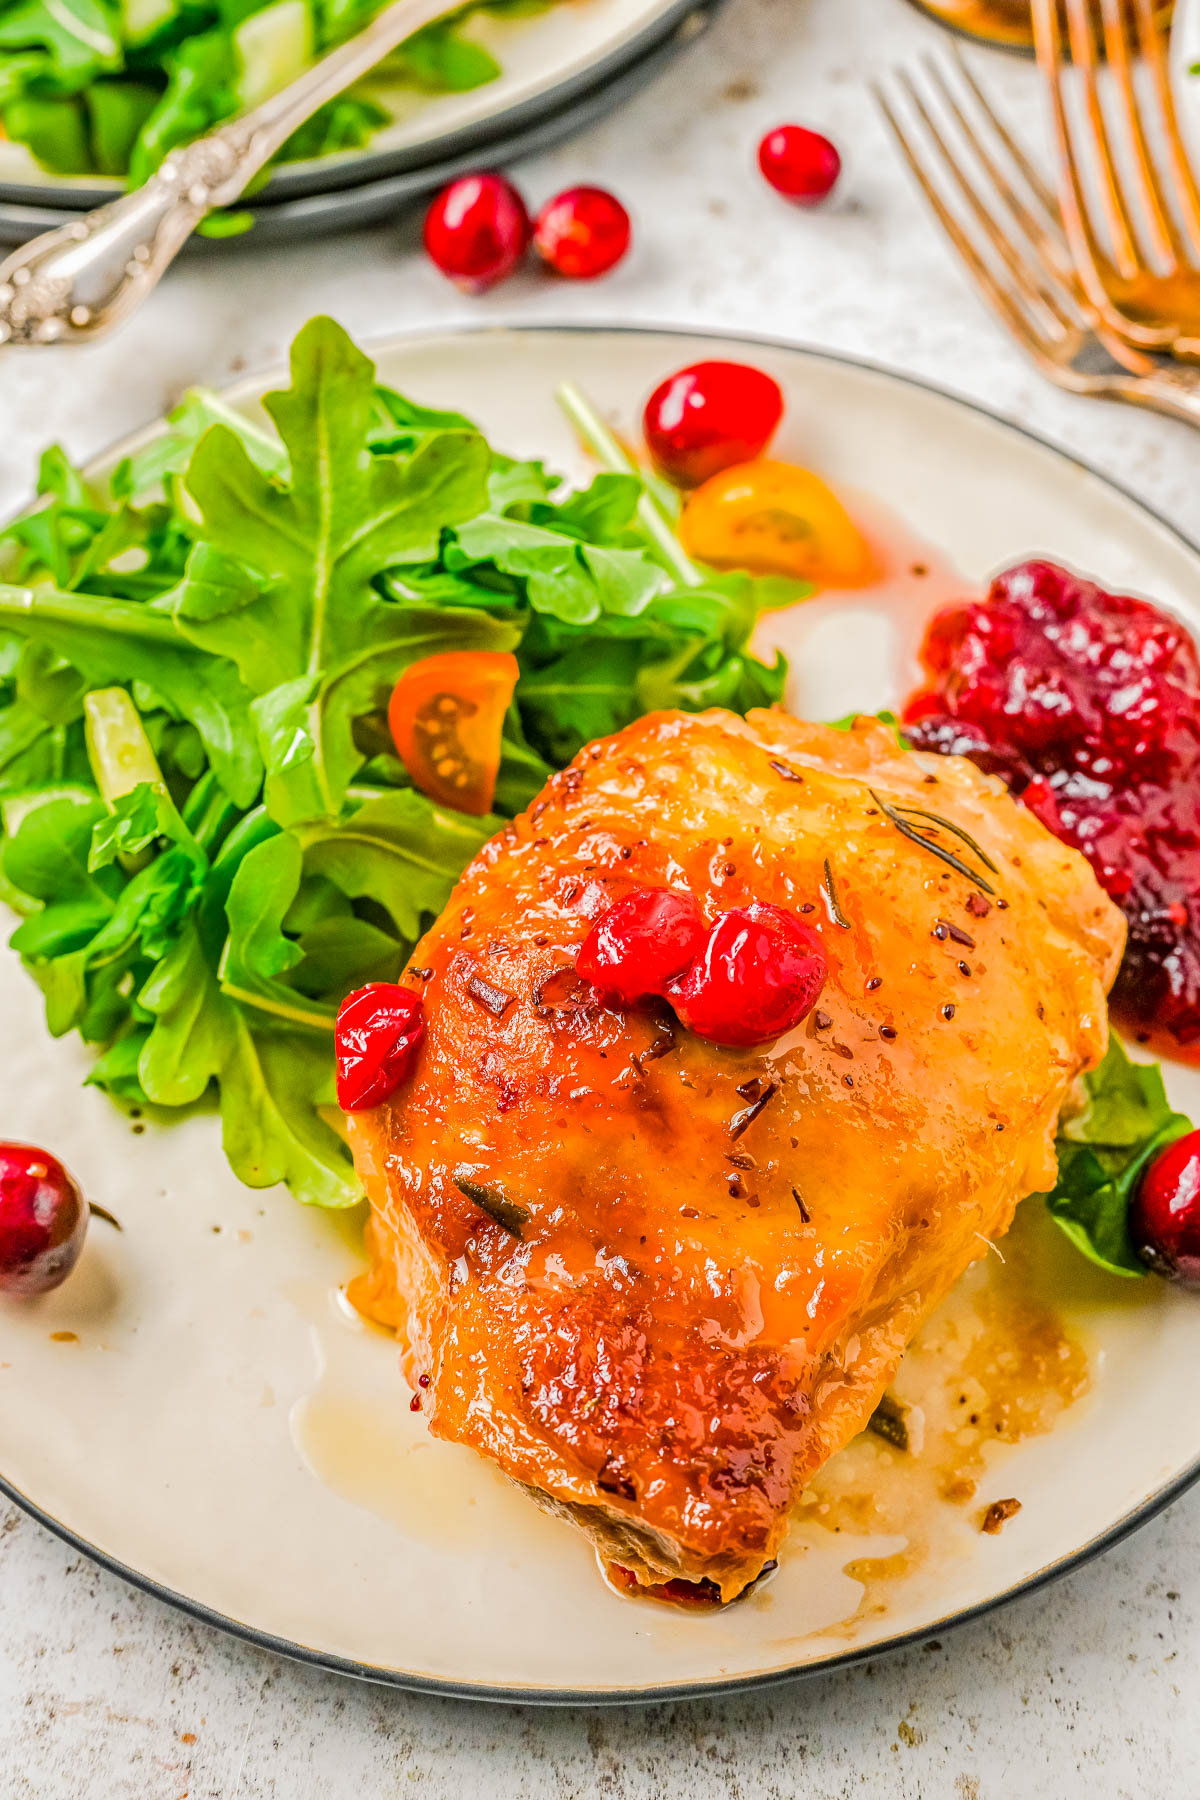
left=423, top=173, right=530, bottom=293
left=336, top=984, right=425, bottom=1112
left=533, top=185, right=631, bottom=280
left=669, top=903, right=827, bottom=1047
left=0, top=1144, right=88, bottom=1297
left=758, top=125, right=841, bottom=205
left=576, top=887, right=707, bottom=1003
left=643, top=361, right=784, bottom=488
left=1130, top=1129, right=1200, bottom=1288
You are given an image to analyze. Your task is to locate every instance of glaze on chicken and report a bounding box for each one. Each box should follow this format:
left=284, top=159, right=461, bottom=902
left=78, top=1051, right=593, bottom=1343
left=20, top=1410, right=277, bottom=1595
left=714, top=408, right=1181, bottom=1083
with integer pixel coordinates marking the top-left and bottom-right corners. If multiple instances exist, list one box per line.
left=347, top=709, right=1125, bottom=1601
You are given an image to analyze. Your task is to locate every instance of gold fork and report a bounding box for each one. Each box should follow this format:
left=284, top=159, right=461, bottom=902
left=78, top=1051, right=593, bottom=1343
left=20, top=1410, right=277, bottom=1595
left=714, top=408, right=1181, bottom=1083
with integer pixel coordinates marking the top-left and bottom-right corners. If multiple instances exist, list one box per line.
left=1034, top=0, right=1200, bottom=358
left=875, top=49, right=1200, bottom=427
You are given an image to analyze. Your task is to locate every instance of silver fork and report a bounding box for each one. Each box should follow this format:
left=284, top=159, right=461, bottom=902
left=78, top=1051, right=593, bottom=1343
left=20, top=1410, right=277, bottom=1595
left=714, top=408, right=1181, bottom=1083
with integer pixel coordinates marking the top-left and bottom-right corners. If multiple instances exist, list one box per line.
left=0, top=0, right=461, bottom=348
left=875, top=47, right=1200, bottom=429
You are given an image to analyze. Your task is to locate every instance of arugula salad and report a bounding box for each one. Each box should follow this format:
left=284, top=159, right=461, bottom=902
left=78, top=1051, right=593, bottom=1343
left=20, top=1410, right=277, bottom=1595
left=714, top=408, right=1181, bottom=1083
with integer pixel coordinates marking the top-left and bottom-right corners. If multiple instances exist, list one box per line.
left=0, top=315, right=786, bottom=1208
left=0, top=0, right=547, bottom=186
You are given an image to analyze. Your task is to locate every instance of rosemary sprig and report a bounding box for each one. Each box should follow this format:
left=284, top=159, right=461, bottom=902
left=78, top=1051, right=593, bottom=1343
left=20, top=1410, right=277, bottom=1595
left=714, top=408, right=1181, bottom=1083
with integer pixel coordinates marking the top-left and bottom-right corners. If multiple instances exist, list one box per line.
left=892, top=803, right=999, bottom=874
left=869, top=789, right=998, bottom=896
left=454, top=1176, right=529, bottom=1240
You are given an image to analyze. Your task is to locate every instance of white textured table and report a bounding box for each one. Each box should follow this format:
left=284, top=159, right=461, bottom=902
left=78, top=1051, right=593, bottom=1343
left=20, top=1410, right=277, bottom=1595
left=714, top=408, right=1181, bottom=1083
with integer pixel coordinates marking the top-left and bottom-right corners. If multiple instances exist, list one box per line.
left=1, top=0, right=1198, bottom=1791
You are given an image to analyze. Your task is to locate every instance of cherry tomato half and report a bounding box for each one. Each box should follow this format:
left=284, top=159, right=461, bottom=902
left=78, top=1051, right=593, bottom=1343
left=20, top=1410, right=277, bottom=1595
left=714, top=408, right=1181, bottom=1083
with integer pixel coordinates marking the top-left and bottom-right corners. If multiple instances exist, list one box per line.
left=388, top=651, right=520, bottom=816
left=679, top=458, right=874, bottom=587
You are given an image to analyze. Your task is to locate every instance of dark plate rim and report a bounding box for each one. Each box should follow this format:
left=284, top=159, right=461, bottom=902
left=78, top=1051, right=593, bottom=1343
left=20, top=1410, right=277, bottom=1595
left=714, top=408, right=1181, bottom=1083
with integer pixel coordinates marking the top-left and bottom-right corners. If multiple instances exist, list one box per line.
left=4, top=318, right=1200, bottom=1707
left=0, top=0, right=705, bottom=209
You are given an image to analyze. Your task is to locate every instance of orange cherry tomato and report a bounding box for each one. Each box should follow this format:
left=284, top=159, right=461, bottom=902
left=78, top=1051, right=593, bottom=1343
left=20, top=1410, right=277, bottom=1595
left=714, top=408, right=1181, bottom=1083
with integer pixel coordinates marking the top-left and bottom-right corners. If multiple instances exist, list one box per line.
left=388, top=650, right=519, bottom=816
left=679, top=458, right=874, bottom=587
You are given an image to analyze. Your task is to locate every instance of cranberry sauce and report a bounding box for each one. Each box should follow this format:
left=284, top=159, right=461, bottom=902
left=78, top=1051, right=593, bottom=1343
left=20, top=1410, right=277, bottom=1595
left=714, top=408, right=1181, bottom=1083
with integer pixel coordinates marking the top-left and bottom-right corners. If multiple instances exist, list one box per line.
left=904, top=559, right=1200, bottom=1049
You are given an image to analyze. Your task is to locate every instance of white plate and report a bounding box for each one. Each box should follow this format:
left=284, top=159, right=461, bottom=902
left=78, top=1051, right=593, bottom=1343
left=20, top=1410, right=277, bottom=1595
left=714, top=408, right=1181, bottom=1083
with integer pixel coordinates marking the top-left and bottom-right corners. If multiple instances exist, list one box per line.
left=2, top=325, right=1199, bottom=1703
left=0, top=0, right=700, bottom=202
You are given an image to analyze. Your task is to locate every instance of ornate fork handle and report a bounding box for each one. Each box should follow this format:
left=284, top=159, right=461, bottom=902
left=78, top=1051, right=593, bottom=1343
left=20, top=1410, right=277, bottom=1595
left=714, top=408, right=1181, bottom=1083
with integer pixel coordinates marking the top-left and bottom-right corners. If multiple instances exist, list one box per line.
left=0, top=0, right=459, bottom=347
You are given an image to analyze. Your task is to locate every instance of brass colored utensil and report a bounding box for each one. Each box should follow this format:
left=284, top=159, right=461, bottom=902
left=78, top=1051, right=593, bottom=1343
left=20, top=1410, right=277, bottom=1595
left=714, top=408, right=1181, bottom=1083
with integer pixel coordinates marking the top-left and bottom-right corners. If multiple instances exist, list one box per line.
left=1034, top=0, right=1200, bottom=357
left=904, top=0, right=1173, bottom=56
left=876, top=49, right=1200, bottom=423
left=0, top=0, right=461, bottom=349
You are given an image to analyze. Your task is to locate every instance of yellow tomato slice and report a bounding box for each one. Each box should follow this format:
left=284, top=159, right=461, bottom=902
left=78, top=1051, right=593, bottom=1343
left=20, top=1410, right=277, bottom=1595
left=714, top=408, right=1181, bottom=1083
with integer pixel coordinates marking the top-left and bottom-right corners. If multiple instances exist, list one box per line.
left=679, top=458, right=874, bottom=587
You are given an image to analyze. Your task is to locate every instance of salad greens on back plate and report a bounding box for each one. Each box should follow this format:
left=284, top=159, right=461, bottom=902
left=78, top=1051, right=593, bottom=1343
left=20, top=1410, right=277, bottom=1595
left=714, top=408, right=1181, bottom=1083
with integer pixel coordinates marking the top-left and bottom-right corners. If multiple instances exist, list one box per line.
left=0, top=0, right=549, bottom=187
left=0, top=314, right=786, bottom=1207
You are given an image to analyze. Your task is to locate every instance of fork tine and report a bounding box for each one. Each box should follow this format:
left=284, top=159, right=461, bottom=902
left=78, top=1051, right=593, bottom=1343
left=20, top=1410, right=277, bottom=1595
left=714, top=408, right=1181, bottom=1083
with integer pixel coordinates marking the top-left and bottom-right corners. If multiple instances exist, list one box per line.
left=1032, top=0, right=1137, bottom=318
left=1099, top=0, right=1179, bottom=267
left=924, top=52, right=1083, bottom=306
left=874, top=82, right=1064, bottom=367
left=895, top=70, right=1077, bottom=335
left=1132, top=0, right=1200, bottom=259
left=1062, top=0, right=1142, bottom=275
left=950, top=43, right=1061, bottom=222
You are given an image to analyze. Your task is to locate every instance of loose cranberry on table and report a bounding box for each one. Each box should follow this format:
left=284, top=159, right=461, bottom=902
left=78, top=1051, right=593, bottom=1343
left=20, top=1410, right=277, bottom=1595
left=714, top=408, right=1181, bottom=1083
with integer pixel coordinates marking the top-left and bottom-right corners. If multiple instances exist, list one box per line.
left=669, top=903, right=828, bottom=1047
left=423, top=173, right=530, bottom=292
left=903, top=559, right=1200, bottom=1049
left=0, top=1144, right=88, bottom=1298
left=576, top=887, right=707, bottom=1002
left=336, top=984, right=425, bottom=1112
left=1130, top=1130, right=1200, bottom=1288
left=533, top=186, right=631, bottom=280
left=758, top=125, right=841, bottom=205
left=642, top=361, right=785, bottom=488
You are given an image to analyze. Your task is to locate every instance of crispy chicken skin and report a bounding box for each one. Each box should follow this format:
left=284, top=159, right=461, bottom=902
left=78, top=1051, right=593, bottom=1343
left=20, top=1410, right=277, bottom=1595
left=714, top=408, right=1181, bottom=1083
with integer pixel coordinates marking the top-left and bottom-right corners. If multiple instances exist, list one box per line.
left=347, top=709, right=1125, bottom=1601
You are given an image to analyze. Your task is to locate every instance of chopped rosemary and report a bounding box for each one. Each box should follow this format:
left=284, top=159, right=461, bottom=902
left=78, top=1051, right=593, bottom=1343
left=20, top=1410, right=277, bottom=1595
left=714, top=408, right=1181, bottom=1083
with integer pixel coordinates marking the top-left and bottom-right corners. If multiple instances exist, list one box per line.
left=869, top=789, right=998, bottom=896
left=729, top=1079, right=778, bottom=1141
left=866, top=1391, right=910, bottom=1452
left=454, top=1176, right=529, bottom=1240
left=821, top=857, right=851, bottom=930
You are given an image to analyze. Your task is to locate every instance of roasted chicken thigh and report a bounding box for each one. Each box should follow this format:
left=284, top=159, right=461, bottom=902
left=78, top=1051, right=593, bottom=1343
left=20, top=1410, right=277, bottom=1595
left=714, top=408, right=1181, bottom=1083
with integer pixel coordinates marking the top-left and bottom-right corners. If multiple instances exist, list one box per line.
left=347, top=709, right=1125, bottom=1601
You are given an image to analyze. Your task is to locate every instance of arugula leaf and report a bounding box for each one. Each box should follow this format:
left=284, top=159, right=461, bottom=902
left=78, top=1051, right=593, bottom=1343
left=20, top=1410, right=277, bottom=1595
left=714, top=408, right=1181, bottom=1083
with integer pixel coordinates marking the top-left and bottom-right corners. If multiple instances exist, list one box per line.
left=88, top=781, right=204, bottom=877
left=137, top=920, right=357, bottom=1204
left=176, top=316, right=516, bottom=821
left=1044, top=1036, right=1193, bottom=1277
left=444, top=514, right=669, bottom=626
left=0, top=583, right=262, bottom=806
left=219, top=831, right=336, bottom=1028
left=295, top=786, right=495, bottom=940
